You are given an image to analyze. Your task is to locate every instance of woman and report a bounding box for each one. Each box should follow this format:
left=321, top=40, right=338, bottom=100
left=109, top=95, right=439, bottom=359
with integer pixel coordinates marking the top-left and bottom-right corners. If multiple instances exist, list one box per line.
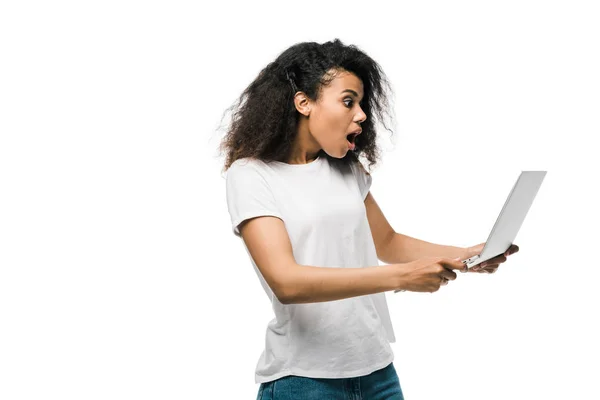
left=219, top=38, right=518, bottom=400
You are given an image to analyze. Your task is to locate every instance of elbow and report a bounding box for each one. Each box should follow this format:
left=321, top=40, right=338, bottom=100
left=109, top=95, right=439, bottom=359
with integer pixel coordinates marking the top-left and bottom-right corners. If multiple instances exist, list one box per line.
left=377, top=231, right=397, bottom=264
left=277, top=293, right=292, bottom=305
left=267, top=262, right=301, bottom=305
left=275, top=283, right=295, bottom=305
left=273, top=262, right=300, bottom=305
left=275, top=275, right=300, bottom=305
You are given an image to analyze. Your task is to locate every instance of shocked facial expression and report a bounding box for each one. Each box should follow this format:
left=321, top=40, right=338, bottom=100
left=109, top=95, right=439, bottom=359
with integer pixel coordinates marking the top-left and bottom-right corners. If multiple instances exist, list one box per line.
left=304, top=69, right=367, bottom=158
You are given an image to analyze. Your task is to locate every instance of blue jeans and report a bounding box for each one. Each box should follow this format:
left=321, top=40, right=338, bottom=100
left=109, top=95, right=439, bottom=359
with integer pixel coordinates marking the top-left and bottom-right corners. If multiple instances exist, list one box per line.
left=256, top=362, right=404, bottom=400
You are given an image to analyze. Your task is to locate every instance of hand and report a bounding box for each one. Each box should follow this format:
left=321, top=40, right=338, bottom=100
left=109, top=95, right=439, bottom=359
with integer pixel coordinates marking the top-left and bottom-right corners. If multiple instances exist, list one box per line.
left=394, top=256, right=466, bottom=293
left=458, top=242, right=520, bottom=274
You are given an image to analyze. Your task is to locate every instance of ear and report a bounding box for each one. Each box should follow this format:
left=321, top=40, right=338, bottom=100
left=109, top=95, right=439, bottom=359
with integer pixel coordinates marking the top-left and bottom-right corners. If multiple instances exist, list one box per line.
left=293, top=92, right=311, bottom=117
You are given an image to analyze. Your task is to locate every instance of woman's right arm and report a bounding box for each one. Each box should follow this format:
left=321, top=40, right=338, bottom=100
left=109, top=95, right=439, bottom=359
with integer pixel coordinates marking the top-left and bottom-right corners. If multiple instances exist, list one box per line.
left=239, top=216, right=464, bottom=304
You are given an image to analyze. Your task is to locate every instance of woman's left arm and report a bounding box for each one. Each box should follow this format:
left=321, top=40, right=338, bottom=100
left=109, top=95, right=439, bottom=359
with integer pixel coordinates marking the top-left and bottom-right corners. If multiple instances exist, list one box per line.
left=379, top=232, right=465, bottom=264
left=365, top=192, right=519, bottom=272
left=380, top=234, right=519, bottom=274
left=364, top=191, right=465, bottom=263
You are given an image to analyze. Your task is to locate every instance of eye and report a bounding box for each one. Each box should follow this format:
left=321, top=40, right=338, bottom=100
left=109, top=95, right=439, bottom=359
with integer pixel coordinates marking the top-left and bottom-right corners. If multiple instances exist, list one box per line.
left=343, top=98, right=354, bottom=108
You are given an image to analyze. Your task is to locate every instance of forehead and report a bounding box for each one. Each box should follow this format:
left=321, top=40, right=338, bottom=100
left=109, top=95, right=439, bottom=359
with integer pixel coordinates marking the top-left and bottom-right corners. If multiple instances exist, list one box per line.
left=324, top=70, right=364, bottom=97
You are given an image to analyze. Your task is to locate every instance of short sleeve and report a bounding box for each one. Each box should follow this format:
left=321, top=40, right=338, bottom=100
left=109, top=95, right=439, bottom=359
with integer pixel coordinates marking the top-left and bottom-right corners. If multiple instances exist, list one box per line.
left=350, top=161, right=372, bottom=200
left=226, top=161, right=283, bottom=237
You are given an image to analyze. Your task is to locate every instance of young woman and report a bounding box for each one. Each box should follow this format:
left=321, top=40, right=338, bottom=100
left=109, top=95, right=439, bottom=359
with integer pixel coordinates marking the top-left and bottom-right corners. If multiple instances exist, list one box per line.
left=219, top=38, right=518, bottom=400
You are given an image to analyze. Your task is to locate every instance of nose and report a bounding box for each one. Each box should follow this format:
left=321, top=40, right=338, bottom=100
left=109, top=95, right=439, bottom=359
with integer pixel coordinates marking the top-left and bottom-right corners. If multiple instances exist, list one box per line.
left=356, top=111, right=367, bottom=125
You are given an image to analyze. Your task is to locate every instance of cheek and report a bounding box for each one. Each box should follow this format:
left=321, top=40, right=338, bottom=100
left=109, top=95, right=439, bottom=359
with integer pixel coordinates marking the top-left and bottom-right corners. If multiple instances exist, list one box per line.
left=311, top=106, right=345, bottom=136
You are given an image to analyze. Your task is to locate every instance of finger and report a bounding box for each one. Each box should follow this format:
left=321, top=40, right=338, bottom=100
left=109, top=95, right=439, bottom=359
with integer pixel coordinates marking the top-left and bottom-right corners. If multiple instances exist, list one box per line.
left=440, top=268, right=457, bottom=281
left=469, top=263, right=492, bottom=272
left=476, top=261, right=499, bottom=272
left=467, top=262, right=483, bottom=272
left=482, top=266, right=499, bottom=274
left=505, top=245, right=519, bottom=256
left=445, top=258, right=469, bottom=272
left=486, top=255, right=507, bottom=265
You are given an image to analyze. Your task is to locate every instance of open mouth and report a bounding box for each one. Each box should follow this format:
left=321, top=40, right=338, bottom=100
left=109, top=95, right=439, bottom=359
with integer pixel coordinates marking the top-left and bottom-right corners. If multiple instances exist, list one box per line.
left=346, top=133, right=358, bottom=150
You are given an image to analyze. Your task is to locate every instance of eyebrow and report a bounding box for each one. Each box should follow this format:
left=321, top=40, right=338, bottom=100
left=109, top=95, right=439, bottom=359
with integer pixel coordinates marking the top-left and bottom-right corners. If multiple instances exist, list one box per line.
left=341, top=89, right=364, bottom=99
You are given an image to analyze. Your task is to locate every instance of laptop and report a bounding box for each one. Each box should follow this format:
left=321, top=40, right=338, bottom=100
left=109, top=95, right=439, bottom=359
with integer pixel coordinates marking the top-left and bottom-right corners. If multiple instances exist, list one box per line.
left=461, top=170, right=546, bottom=268
left=393, top=170, right=546, bottom=293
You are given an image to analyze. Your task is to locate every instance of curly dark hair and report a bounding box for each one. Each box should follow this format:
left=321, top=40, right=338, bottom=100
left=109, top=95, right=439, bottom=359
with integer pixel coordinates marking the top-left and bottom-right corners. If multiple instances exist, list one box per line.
left=215, top=38, right=397, bottom=174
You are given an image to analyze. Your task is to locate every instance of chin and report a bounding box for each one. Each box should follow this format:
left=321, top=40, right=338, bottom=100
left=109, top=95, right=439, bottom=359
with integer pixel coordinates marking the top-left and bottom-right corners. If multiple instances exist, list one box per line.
left=318, top=149, right=335, bottom=159
left=334, top=150, right=348, bottom=158
left=322, top=147, right=349, bottom=159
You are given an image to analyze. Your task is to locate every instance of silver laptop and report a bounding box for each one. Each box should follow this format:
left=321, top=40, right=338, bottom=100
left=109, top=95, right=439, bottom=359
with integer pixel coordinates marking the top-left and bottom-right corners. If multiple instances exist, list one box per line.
left=395, top=170, right=547, bottom=293
left=461, top=170, right=547, bottom=268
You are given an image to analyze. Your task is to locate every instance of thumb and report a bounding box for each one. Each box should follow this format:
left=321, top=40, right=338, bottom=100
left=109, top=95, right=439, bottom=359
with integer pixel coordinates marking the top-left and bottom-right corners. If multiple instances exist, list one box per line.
left=453, top=256, right=469, bottom=273
left=441, top=257, right=468, bottom=271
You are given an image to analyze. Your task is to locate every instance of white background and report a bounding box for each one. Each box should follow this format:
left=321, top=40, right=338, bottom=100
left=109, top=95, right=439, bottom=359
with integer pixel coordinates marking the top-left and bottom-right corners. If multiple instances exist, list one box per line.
left=1, top=1, right=598, bottom=399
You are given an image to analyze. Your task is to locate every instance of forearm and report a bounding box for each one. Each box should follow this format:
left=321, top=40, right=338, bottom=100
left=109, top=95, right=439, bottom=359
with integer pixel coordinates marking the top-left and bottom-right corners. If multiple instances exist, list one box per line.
left=380, top=232, right=465, bottom=264
left=282, top=263, right=400, bottom=304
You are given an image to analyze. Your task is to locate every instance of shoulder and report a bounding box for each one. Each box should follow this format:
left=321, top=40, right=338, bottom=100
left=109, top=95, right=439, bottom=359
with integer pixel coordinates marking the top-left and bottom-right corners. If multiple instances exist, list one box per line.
left=229, top=157, right=262, bottom=170
left=227, top=157, right=267, bottom=177
left=226, top=158, right=275, bottom=194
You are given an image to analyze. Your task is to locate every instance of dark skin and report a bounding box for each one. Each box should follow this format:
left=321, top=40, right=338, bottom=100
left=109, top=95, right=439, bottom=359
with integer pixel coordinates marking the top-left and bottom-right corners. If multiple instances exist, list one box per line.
left=434, top=243, right=519, bottom=288
left=396, top=243, right=519, bottom=291
left=459, top=242, right=520, bottom=274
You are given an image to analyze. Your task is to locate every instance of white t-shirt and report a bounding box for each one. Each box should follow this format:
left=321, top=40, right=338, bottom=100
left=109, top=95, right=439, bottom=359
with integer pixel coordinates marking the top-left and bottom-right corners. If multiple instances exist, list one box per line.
left=225, top=153, right=396, bottom=384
